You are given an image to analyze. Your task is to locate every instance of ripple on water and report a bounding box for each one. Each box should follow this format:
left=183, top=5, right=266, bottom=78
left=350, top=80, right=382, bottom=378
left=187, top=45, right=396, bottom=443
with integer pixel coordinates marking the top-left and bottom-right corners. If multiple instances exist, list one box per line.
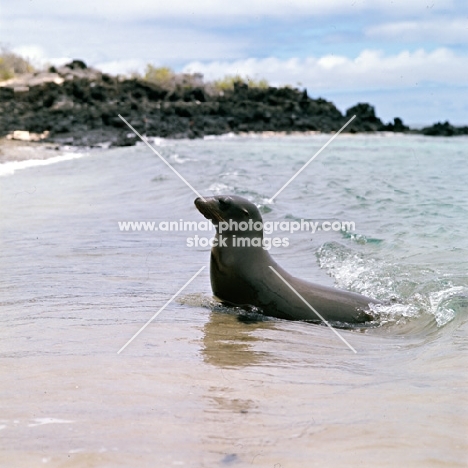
left=316, top=241, right=467, bottom=331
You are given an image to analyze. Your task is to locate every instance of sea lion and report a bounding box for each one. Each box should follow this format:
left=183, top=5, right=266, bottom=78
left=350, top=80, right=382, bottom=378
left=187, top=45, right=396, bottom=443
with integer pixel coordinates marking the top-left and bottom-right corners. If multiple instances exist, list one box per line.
left=194, top=195, right=381, bottom=325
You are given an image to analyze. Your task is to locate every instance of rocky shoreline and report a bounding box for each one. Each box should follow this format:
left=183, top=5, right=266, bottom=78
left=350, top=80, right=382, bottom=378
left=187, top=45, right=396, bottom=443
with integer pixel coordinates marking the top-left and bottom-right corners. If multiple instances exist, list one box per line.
left=1, top=60, right=467, bottom=148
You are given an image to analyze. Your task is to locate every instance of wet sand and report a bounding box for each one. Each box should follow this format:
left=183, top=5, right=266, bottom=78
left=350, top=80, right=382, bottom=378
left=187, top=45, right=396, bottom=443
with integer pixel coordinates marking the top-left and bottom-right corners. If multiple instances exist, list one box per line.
left=2, top=308, right=466, bottom=467
left=0, top=137, right=63, bottom=164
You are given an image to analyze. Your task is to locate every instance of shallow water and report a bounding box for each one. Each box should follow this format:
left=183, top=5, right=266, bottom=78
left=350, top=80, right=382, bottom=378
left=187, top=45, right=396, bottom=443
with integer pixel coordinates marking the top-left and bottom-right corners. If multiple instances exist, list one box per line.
left=1, top=134, right=467, bottom=467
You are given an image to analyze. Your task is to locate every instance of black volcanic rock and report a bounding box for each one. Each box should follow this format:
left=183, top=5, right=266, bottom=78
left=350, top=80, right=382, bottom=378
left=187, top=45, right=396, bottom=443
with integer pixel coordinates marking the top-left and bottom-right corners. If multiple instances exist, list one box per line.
left=346, top=103, right=385, bottom=132
left=382, top=117, right=410, bottom=132
left=421, top=121, right=468, bottom=136
left=0, top=60, right=463, bottom=146
left=66, top=60, right=88, bottom=70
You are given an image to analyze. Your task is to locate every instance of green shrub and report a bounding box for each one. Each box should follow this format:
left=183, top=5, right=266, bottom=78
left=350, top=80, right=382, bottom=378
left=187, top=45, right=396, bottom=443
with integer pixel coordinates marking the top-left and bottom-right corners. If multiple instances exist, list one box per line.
left=0, top=47, right=34, bottom=80
left=212, top=75, right=269, bottom=91
left=143, top=65, right=175, bottom=88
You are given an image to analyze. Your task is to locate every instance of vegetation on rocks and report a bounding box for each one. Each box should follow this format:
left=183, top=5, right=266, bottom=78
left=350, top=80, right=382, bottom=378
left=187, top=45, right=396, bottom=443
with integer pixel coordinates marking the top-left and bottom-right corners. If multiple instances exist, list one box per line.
left=0, top=55, right=466, bottom=147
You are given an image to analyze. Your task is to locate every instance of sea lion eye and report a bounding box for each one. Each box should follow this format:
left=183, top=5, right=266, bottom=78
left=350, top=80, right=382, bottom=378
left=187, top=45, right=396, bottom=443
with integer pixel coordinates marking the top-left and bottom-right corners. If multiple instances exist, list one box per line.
left=218, top=198, right=230, bottom=211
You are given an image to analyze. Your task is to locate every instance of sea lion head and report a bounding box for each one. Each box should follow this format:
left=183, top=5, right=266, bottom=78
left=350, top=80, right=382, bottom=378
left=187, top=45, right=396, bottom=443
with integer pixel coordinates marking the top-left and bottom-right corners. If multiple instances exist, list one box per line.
left=194, top=195, right=263, bottom=236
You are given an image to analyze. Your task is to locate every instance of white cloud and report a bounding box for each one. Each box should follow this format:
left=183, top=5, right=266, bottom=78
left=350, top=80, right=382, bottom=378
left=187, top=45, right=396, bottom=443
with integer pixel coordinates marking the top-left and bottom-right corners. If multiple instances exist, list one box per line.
left=1, top=0, right=455, bottom=21
left=183, top=48, right=468, bottom=91
left=367, top=19, right=468, bottom=44
left=3, top=20, right=249, bottom=68
left=12, top=45, right=72, bottom=68
left=12, top=45, right=46, bottom=63
left=95, top=59, right=146, bottom=75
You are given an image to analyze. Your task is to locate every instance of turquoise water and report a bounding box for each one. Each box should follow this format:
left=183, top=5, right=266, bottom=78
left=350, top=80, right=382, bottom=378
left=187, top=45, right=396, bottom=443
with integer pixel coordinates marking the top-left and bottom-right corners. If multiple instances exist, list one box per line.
left=1, top=134, right=467, bottom=466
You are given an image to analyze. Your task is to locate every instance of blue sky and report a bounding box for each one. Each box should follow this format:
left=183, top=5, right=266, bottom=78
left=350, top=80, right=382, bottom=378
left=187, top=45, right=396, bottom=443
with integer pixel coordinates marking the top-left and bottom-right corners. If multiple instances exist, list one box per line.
left=1, top=0, right=467, bottom=125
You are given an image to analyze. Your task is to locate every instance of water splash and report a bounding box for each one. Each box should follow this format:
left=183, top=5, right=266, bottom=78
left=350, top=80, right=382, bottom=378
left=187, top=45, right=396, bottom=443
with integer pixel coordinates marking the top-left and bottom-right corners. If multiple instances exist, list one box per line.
left=428, top=286, right=466, bottom=327
left=369, top=302, right=421, bottom=326
left=316, top=241, right=399, bottom=300
left=316, top=241, right=466, bottom=328
left=177, top=293, right=215, bottom=309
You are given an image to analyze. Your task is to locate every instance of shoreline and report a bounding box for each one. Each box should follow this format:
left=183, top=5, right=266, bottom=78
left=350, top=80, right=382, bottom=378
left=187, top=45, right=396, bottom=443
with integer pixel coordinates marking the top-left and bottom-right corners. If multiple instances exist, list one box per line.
left=0, top=137, right=63, bottom=164
left=2, top=131, right=467, bottom=167
left=2, top=60, right=467, bottom=149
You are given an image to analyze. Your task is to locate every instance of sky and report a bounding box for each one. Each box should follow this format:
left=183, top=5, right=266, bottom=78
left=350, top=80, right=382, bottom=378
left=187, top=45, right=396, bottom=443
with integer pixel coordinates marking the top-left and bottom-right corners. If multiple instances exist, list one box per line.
left=1, top=0, right=467, bottom=125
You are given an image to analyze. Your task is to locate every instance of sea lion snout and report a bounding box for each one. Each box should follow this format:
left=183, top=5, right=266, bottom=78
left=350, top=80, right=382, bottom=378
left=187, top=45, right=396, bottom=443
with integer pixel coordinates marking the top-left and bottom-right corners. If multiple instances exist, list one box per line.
left=194, top=196, right=224, bottom=223
left=194, top=196, right=210, bottom=217
left=195, top=195, right=264, bottom=227
left=194, top=197, right=204, bottom=208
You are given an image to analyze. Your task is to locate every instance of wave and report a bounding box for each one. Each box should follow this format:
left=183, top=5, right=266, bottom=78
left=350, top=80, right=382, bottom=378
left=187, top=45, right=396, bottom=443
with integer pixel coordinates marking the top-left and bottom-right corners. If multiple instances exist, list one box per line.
left=0, top=152, right=87, bottom=176
left=316, top=241, right=468, bottom=329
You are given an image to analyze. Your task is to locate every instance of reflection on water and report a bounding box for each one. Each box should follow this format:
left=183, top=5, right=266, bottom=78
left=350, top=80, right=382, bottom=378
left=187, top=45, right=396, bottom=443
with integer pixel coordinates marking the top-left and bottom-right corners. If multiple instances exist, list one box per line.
left=202, top=311, right=274, bottom=368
